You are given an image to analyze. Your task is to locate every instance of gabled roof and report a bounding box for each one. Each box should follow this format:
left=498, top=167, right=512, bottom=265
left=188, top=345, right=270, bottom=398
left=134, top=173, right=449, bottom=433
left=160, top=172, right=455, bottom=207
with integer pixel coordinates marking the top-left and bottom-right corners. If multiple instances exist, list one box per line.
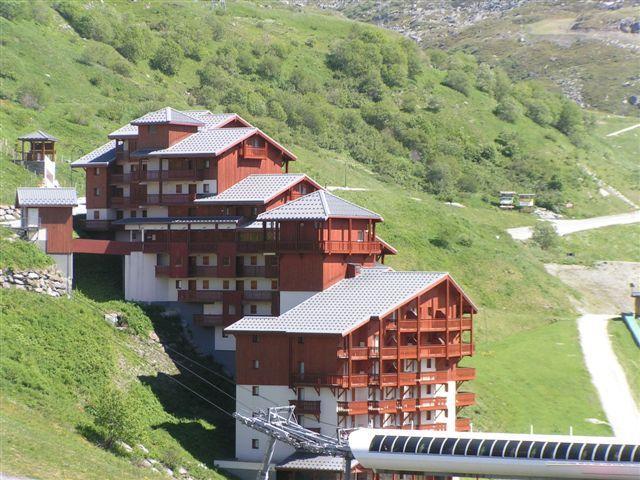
left=16, top=187, right=77, bottom=207
left=130, top=107, right=205, bottom=126
left=108, top=123, right=138, bottom=139
left=147, top=127, right=257, bottom=157
left=182, top=111, right=252, bottom=128
left=256, top=190, right=382, bottom=221
left=71, top=141, right=116, bottom=167
left=195, top=174, right=320, bottom=205
left=18, top=130, right=58, bottom=142
left=226, top=268, right=450, bottom=335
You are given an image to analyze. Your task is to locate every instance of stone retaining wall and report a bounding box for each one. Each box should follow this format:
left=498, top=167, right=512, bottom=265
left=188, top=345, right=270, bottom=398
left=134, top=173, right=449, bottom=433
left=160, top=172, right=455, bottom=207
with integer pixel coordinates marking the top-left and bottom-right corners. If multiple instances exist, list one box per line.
left=0, top=267, right=68, bottom=297
left=0, top=205, right=20, bottom=221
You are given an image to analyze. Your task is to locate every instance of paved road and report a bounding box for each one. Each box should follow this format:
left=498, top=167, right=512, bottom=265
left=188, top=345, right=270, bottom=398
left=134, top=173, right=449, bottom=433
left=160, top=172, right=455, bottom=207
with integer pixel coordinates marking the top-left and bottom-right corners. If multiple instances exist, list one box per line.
left=577, top=314, right=640, bottom=439
left=507, top=210, right=640, bottom=241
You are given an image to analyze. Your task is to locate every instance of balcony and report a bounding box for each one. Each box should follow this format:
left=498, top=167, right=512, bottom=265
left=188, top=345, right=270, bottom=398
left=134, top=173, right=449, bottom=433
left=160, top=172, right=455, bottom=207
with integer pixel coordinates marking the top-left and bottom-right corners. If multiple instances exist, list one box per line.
left=452, top=367, right=476, bottom=382
left=456, top=417, right=472, bottom=431
left=237, top=241, right=278, bottom=253
left=417, top=370, right=450, bottom=385
left=242, top=290, right=275, bottom=301
left=291, top=373, right=349, bottom=388
left=289, top=400, right=321, bottom=416
left=337, top=346, right=369, bottom=360
left=189, top=265, right=218, bottom=277
left=398, top=398, right=417, bottom=411
left=177, top=290, right=224, bottom=303
left=369, top=400, right=397, bottom=414
left=390, top=318, right=473, bottom=332
left=155, top=265, right=171, bottom=276
left=380, top=372, right=417, bottom=387
left=193, top=314, right=225, bottom=327
left=243, top=144, right=267, bottom=159
left=110, top=196, right=132, bottom=207
left=337, top=401, right=368, bottom=416
left=416, top=423, right=447, bottom=431
left=109, top=172, right=133, bottom=183
left=323, top=241, right=382, bottom=255
left=456, top=392, right=475, bottom=407
left=144, top=194, right=192, bottom=205
left=189, top=243, right=218, bottom=253
left=236, top=265, right=266, bottom=277
left=84, top=219, right=111, bottom=231
left=143, top=242, right=169, bottom=253
left=417, top=396, right=448, bottom=410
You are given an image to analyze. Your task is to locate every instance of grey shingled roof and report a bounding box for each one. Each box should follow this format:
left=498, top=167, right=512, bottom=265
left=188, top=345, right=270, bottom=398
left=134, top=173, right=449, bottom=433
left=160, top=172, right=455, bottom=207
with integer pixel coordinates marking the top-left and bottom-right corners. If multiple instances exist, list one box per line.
left=108, top=123, right=138, bottom=139
left=112, top=216, right=242, bottom=226
left=18, top=130, right=59, bottom=142
left=131, top=107, right=204, bottom=126
left=16, top=187, right=77, bottom=207
left=276, top=453, right=358, bottom=472
left=195, top=174, right=314, bottom=205
left=182, top=111, right=250, bottom=128
left=226, top=268, right=447, bottom=335
left=148, top=127, right=257, bottom=157
left=71, top=141, right=116, bottom=167
left=257, top=190, right=382, bottom=221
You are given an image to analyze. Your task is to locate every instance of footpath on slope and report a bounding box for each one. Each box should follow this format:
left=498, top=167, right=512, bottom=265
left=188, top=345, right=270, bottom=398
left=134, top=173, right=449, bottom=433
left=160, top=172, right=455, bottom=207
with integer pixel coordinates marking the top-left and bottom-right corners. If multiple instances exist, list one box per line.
left=508, top=210, right=640, bottom=241
left=546, top=261, right=640, bottom=439
left=606, top=123, right=640, bottom=137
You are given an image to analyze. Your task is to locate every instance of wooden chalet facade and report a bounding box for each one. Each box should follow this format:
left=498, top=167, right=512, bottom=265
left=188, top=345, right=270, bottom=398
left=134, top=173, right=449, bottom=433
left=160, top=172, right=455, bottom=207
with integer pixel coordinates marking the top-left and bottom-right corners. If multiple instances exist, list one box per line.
left=70, top=107, right=476, bottom=479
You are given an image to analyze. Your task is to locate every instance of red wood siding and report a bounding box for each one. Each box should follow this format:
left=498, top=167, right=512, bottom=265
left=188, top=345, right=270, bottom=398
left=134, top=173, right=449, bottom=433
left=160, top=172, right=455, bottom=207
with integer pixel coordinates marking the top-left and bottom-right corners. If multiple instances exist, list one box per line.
left=137, top=125, right=198, bottom=150
left=279, top=253, right=325, bottom=291
left=86, top=167, right=108, bottom=209
left=40, top=207, right=73, bottom=254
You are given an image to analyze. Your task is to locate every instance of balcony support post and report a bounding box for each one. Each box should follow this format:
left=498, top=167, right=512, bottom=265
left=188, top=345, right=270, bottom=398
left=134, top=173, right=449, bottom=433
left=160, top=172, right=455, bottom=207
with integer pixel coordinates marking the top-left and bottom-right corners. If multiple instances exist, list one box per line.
left=445, top=280, right=450, bottom=359
left=347, top=331, right=352, bottom=389
left=396, top=308, right=400, bottom=387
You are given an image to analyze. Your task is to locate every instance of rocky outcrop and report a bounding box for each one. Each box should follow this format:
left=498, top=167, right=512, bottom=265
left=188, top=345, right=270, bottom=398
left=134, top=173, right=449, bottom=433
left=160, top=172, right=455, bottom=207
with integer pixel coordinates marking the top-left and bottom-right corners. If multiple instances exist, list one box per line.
left=0, top=267, right=68, bottom=297
left=0, top=205, right=20, bottom=222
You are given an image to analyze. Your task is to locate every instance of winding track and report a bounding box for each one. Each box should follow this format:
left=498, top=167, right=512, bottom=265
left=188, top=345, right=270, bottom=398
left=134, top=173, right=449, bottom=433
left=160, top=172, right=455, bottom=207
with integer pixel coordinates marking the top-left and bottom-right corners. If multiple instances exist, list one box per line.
left=577, top=314, right=640, bottom=439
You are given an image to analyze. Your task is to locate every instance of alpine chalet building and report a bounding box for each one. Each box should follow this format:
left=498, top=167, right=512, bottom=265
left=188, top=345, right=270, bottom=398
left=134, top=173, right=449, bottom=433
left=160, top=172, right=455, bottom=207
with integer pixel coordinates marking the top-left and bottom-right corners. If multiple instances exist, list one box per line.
left=71, top=107, right=477, bottom=478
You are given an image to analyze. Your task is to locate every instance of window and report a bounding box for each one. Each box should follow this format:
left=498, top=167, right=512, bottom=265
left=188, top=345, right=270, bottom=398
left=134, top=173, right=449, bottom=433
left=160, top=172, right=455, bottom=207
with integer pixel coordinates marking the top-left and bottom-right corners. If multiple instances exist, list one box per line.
left=94, top=168, right=100, bottom=176
left=380, top=436, right=395, bottom=452
left=568, top=443, right=584, bottom=461
left=251, top=439, right=259, bottom=449
left=252, top=386, right=259, bottom=396
left=370, top=436, right=384, bottom=452
left=593, top=444, right=609, bottom=461
left=203, top=256, right=210, bottom=266
left=202, top=280, right=209, bottom=290
left=555, top=443, right=571, bottom=460
left=428, top=437, right=445, bottom=454
left=454, top=439, right=470, bottom=455
left=297, top=336, right=304, bottom=344
left=130, top=210, right=137, bottom=218
left=223, top=280, right=230, bottom=290
left=516, top=441, right=533, bottom=458
left=466, top=439, right=482, bottom=456
left=94, top=187, right=101, bottom=196
left=478, top=440, right=494, bottom=457
left=541, top=442, right=559, bottom=459
left=357, top=230, right=365, bottom=242
left=223, top=256, right=231, bottom=267
left=271, top=280, right=278, bottom=290
left=202, top=183, right=210, bottom=194
left=503, top=441, right=520, bottom=458
left=250, top=280, right=257, bottom=290
left=490, top=440, right=507, bottom=457
left=116, top=210, right=124, bottom=220
left=175, top=280, right=182, bottom=290
left=392, top=437, right=409, bottom=453
left=253, top=360, right=259, bottom=369
left=528, top=441, right=545, bottom=459
left=440, top=438, right=457, bottom=455
left=606, top=444, right=623, bottom=462
left=416, top=437, right=432, bottom=454
left=221, top=329, right=228, bottom=338
left=252, top=335, right=260, bottom=343
left=142, top=210, right=147, bottom=218
left=131, top=231, right=139, bottom=241
left=299, top=184, right=308, bottom=195
left=251, top=207, right=258, bottom=216
left=204, top=160, right=210, bottom=168
left=93, top=210, right=100, bottom=220
left=250, top=305, right=257, bottom=314
left=405, top=437, right=420, bottom=453
left=176, top=184, right=183, bottom=194
left=250, top=255, right=257, bottom=266
left=620, top=445, right=635, bottom=462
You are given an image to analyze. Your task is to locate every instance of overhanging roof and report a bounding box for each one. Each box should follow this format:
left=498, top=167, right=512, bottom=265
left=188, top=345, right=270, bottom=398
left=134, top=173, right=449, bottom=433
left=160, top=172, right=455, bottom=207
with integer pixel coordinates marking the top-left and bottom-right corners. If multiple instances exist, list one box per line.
left=18, top=130, right=59, bottom=142
left=195, top=174, right=320, bottom=205
left=71, top=141, right=116, bottom=167
left=257, top=190, right=382, bottom=221
left=226, top=268, right=453, bottom=335
left=16, top=187, right=77, bottom=207
left=130, top=107, right=204, bottom=126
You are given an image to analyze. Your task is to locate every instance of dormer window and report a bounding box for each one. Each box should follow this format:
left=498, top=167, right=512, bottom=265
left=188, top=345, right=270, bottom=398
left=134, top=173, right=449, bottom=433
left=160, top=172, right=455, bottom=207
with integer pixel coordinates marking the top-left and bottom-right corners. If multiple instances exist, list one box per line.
left=247, top=136, right=264, bottom=147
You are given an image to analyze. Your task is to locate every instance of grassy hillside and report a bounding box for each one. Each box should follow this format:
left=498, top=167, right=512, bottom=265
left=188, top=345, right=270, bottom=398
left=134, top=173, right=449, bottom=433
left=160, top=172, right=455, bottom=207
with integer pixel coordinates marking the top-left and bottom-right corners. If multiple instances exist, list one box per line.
left=0, top=0, right=632, bottom=217
left=608, top=319, right=640, bottom=406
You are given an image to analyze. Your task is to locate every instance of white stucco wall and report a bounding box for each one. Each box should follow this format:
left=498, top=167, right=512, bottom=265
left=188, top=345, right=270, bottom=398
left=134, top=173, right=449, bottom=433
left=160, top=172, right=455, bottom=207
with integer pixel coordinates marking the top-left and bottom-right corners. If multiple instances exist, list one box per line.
left=124, top=252, right=177, bottom=302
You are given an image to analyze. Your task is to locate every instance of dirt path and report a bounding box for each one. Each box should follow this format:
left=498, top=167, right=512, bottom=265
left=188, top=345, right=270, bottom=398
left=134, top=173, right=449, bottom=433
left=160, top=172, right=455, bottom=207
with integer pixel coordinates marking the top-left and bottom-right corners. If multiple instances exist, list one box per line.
left=577, top=314, right=640, bottom=439
left=606, top=123, right=640, bottom=137
left=508, top=210, right=640, bottom=241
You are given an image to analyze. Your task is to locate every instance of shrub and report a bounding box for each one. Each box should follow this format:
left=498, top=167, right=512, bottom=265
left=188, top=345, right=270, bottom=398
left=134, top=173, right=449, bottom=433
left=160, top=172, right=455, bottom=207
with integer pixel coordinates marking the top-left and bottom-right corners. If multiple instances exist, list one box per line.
left=427, top=96, right=443, bottom=113
left=531, top=223, right=558, bottom=250
left=116, top=25, right=150, bottom=63
left=494, top=97, right=521, bottom=123
left=16, top=80, right=48, bottom=110
left=150, top=40, right=183, bottom=76
left=87, top=386, right=146, bottom=448
left=0, top=0, right=28, bottom=20
left=442, top=70, right=472, bottom=96
left=288, top=69, right=320, bottom=94
left=257, top=55, right=282, bottom=80
left=555, top=100, right=583, bottom=137
left=476, top=64, right=496, bottom=95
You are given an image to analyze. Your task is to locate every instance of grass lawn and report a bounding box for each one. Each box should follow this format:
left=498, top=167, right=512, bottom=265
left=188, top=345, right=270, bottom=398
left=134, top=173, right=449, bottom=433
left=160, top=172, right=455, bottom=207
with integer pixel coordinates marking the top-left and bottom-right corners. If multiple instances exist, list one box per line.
left=0, top=227, right=53, bottom=270
left=526, top=223, right=640, bottom=266
left=467, top=319, right=611, bottom=436
left=608, top=318, right=640, bottom=406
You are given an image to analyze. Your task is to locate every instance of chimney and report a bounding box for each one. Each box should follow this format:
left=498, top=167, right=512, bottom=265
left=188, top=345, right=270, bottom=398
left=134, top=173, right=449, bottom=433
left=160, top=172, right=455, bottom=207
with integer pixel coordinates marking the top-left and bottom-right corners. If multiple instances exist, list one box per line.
left=346, top=263, right=362, bottom=279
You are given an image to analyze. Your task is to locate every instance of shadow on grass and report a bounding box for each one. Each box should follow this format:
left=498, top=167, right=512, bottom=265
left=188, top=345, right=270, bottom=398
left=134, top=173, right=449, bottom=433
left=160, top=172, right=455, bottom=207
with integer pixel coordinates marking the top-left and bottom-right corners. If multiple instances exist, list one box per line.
left=73, top=253, right=123, bottom=302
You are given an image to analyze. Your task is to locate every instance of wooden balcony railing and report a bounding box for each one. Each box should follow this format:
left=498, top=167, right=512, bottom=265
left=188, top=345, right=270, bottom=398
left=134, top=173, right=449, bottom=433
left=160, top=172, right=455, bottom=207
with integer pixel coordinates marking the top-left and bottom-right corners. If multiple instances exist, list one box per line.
left=155, top=265, right=171, bottom=276
left=323, top=241, right=382, bottom=255
left=456, top=417, right=471, bottom=431
left=398, top=398, right=417, bottom=411
left=84, top=219, right=111, bottom=231
left=189, top=243, right=218, bottom=253
left=368, top=400, right=397, bottom=414
left=416, top=423, right=447, bottom=431
left=236, top=265, right=266, bottom=277
left=417, top=396, right=448, bottom=410
left=189, top=266, right=218, bottom=277
left=291, top=373, right=348, bottom=388
left=243, top=145, right=267, bottom=159
left=177, top=290, right=224, bottom=302
left=193, top=314, right=225, bottom=327
left=417, top=370, right=451, bottom=384
left=452, top=367, right=475, bottom=382
left=110, top=196, right=132, bottom=207
left=237, top=241, right=278, bottom=253
left=380, top=372, right=418, bottom=387
left=242, top=290, right=275, bottom=301
left=289, top=400, right=321, bottom=416
left=142, top=242, right=169, bottom=253
left=144, top=194, right=192, bottom=205
left=337, top=401, right=368, bottom=416
left=456, top=392, right=475, bottom=407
